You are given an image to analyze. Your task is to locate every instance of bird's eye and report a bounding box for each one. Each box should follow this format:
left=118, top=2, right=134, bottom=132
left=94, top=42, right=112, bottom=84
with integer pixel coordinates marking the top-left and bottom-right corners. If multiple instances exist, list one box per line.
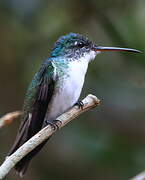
left=74, top=41, right=84, bottom=48
left=78, top=42, right=84, bottom=48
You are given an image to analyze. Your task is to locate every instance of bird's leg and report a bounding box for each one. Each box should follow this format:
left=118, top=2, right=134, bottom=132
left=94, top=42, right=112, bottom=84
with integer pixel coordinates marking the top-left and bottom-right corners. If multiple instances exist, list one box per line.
left=53, top=119, right=62, bottom=127
left=75, top=100, right=84, bottom=109
left=46, top=120, right=62, bottom=130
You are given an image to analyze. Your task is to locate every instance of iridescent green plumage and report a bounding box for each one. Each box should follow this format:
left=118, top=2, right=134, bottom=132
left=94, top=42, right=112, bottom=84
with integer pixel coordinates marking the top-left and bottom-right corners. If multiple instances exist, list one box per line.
left=22, top=60, right=54, bottom=121
left=8, top=60, right=56, bottom=175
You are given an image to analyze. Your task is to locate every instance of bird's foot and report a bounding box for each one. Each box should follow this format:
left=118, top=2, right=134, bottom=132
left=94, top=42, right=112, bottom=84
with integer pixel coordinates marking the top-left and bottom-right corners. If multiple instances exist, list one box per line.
left=46, top=120, right=62, bottom=130
left=75, top=100, right=84, bottom=109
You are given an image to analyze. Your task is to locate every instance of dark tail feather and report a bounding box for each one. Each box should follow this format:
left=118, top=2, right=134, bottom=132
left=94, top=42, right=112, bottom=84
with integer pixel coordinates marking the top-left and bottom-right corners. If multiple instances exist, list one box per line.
left=15, top=138, right=49, bottom=177
left=8, top=114, right=50, bottom=177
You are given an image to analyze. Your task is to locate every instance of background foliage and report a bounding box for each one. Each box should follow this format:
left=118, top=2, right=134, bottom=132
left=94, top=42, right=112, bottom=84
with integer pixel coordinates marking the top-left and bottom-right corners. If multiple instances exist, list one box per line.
left=0, top=0, right=145, bottom=179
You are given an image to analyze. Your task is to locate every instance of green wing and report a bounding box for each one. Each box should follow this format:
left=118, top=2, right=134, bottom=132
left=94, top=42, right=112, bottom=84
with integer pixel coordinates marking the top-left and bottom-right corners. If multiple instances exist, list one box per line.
left=22, top=60, right=55, bottom=121
left=9, top=59, right=55, bottom=154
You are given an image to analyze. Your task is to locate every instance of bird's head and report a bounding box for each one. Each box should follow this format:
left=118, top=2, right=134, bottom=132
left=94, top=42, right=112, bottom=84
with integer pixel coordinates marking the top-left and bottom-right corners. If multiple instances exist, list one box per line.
left=51, top=33, right=141, bottom=61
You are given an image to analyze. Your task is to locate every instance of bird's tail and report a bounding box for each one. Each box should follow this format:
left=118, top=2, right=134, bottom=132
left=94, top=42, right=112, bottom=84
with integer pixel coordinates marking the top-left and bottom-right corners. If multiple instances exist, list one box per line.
left=8, top=116, right=50, bottom=177
left=14, top=139, right=49, bottom=177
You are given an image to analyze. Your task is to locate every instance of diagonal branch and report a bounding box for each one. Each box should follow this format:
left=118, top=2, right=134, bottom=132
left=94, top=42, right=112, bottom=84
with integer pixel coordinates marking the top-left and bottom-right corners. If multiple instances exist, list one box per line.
left=0, top=94, right=100, bottom=179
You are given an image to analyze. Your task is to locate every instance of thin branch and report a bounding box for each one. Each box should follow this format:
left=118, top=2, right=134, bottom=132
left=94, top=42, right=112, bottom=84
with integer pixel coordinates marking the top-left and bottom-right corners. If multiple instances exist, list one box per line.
left=0, top=111, right=22, bottom=129
left=131, top=171, right=145, bottom=180
left=0, top=94, right=100, bottom=179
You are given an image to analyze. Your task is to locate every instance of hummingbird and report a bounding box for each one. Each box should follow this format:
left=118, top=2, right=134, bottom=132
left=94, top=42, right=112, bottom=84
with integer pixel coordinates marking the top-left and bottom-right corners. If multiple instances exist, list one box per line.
left=8, top=33, right=140, bottom=177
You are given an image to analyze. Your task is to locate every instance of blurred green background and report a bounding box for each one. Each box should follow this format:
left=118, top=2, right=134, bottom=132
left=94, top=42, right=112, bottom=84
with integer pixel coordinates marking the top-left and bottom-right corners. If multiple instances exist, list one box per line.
left=0, top=0, right=145, bottom=179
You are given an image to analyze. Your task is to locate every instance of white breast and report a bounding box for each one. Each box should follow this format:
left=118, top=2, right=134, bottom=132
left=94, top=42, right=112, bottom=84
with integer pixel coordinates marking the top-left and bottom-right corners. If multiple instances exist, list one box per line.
left=45, top=51, right=96, bottom=121
left=63, top=58, right=89, bottom=102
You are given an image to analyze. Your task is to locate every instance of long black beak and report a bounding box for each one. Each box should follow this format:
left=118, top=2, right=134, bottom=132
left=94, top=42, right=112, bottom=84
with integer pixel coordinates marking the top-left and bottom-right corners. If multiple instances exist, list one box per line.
left=92, top=46, right=141, bottom=53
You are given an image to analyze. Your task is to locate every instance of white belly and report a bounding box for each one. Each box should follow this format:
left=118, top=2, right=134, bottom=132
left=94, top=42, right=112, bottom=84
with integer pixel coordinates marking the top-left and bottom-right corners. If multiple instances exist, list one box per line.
left=45, top=59, right=89, bottom=121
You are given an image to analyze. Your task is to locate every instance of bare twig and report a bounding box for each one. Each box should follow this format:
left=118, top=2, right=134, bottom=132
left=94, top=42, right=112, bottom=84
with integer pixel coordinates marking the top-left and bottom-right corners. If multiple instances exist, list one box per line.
left=131, top=171, right=145, bottom=180
left=0, top=111, right=22, bottom=129
left=0, top=94, right=100, bottom=179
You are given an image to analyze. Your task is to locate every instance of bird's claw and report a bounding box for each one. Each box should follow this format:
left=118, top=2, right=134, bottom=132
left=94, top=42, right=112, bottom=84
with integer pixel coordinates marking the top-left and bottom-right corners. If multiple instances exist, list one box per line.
left=46, top=120, right=62, bottom=130
left=75, top=100, right=84, bottom=109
